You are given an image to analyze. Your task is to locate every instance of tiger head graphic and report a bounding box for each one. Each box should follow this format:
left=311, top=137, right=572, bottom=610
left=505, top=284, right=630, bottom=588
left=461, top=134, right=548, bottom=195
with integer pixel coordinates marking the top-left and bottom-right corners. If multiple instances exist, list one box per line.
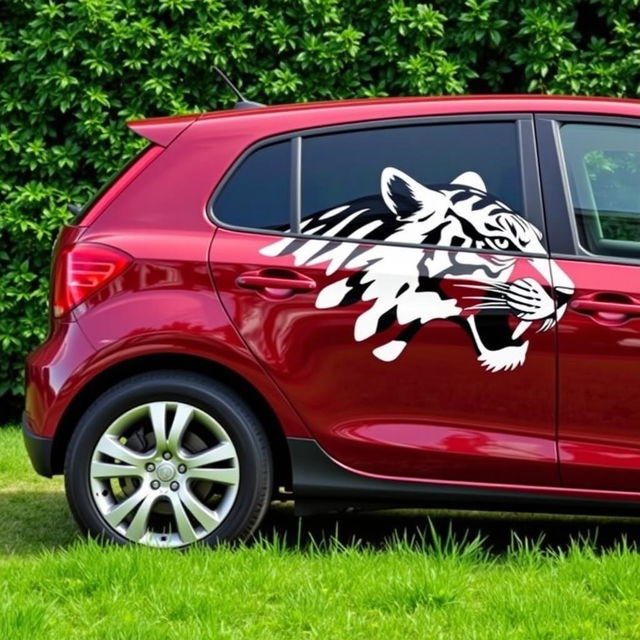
left=261, top=168, right=575, bottom=372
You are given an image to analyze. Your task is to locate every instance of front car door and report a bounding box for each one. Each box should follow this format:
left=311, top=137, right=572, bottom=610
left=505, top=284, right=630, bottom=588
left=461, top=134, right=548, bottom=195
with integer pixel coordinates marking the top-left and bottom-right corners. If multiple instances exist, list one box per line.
left=210, top=115, right=567, bottom=486
left=538, top=115, right=640, bottom=491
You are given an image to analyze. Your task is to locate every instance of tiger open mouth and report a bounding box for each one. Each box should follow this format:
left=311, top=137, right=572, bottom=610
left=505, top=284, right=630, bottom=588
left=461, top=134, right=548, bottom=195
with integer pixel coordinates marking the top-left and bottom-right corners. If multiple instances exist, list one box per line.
left=467, top=313, right=532, bottom=372
left=458, top=278, right=562, bottom=372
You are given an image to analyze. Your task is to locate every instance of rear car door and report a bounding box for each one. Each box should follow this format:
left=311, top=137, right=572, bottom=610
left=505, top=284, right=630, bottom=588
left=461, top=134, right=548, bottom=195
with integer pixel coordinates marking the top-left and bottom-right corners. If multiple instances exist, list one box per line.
left=210, top=116, right=564, bottom=486
left=538, top=116, right=640, bottom=490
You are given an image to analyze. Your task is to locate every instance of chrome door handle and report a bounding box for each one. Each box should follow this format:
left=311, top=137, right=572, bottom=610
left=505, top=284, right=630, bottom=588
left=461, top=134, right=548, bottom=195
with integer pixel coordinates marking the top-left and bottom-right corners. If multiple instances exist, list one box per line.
left=570, top=294, right=640, bottom=324
left=236, top=270, right=316, bottom=292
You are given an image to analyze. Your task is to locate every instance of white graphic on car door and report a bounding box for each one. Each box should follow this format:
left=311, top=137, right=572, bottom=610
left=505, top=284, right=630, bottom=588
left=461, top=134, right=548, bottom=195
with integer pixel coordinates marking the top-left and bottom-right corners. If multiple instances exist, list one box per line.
left=261, top=168, right=574, bottom=372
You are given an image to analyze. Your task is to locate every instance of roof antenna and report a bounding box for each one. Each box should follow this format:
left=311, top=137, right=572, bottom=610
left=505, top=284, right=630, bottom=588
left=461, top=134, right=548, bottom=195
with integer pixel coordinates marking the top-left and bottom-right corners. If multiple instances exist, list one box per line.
left=213, top=67, right=265, bottom=110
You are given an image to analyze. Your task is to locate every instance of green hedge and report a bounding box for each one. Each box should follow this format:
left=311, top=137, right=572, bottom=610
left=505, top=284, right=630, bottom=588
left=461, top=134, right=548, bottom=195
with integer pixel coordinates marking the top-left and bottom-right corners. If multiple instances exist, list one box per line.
left=1, top=0, right=640, bottom=406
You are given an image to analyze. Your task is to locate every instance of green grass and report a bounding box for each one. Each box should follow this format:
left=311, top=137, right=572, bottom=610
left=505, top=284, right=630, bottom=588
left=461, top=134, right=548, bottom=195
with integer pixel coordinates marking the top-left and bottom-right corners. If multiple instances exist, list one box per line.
left=3, top=425, right=640, bottom=639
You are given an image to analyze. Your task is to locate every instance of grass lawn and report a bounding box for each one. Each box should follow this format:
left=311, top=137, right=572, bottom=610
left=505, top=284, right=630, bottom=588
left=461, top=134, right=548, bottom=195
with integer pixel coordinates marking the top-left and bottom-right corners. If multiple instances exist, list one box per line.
left=3, top=425, right=640, bottom=639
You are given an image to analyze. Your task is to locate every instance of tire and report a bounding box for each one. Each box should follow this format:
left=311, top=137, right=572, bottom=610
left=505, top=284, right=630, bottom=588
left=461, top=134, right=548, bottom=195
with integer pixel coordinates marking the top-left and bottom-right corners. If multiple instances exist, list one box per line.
left=64, top=371, right=273, bottom=548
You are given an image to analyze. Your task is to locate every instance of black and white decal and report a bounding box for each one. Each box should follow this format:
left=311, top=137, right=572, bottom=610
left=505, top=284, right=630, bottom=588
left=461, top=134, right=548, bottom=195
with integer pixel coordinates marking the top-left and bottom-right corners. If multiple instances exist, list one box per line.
left=261, top=168, right=574, bottom=372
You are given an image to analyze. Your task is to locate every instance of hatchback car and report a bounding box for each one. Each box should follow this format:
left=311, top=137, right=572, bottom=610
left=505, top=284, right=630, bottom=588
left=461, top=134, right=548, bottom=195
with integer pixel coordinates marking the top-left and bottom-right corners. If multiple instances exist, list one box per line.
left=23, top=94, right=640, bottom=548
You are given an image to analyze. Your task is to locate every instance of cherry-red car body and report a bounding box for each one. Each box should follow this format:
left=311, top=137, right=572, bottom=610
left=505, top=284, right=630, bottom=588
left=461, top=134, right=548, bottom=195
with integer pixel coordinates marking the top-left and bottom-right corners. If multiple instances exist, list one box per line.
left=23, top=95, right=640, bottom=547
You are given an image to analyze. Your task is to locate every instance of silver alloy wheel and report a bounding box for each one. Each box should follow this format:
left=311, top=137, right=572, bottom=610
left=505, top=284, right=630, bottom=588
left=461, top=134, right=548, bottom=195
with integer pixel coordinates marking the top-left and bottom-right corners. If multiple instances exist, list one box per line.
left=89, top=401, right=239, bottom=547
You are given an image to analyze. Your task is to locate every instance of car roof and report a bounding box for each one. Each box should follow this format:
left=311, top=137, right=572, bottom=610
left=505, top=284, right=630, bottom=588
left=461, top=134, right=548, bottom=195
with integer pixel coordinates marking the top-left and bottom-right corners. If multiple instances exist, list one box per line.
left=196, top=94, right=640, bottom=143
left=129, top=95, right=640, bottom=147
left=199, top=94, right=640, bottom=120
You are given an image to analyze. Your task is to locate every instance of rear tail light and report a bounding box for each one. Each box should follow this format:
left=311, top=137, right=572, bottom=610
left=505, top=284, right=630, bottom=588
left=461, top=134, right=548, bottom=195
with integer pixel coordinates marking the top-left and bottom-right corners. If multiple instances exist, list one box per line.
left=52, top=243, right=132, bottom=318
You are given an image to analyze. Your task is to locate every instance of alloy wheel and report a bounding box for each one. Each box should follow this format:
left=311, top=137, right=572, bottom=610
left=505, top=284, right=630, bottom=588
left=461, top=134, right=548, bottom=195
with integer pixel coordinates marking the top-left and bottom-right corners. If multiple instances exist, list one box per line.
left=89, top=401, right=239, bottom=547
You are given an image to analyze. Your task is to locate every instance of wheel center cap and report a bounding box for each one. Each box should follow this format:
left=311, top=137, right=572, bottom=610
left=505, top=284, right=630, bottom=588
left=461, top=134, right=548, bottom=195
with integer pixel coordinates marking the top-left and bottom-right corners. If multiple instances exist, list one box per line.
left=156, top=462, right=176, bottom=482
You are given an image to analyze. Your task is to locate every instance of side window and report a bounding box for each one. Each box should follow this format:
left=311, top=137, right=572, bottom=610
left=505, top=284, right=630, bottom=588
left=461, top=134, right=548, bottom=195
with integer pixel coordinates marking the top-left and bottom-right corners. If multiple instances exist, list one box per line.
left=560, top=123, right=640, bottom=259
left=213, top=141, right=290, bottom=230
left=300, top=122, right=526, bottom=246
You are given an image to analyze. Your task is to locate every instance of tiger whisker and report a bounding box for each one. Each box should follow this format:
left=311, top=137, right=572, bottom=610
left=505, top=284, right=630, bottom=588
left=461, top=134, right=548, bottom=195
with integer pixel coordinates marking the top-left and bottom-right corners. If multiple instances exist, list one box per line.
left=467, top=303, right=510, bottom=311
left=463, top=295, right=506, bottom=302
left=454, top=282, right=511, bottom=292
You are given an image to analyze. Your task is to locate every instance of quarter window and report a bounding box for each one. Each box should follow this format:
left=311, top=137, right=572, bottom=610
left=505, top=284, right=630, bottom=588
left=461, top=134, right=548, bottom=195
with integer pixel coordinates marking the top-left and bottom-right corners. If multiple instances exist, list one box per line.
left=560, top=124, right=640, bottom=259
left=213, top=141, right=290, bottom=230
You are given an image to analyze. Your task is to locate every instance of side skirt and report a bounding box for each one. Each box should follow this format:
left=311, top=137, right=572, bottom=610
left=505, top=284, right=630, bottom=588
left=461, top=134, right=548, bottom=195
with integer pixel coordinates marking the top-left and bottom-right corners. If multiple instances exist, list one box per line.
left=287, top=437, right=640, bottom=517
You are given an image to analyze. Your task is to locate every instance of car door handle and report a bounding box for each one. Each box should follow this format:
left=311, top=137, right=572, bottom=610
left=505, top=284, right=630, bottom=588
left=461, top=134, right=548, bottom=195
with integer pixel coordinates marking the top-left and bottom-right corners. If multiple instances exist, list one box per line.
left=236, top=269, right=316, bottom=292
left=570, top=294, right=640, bottom=324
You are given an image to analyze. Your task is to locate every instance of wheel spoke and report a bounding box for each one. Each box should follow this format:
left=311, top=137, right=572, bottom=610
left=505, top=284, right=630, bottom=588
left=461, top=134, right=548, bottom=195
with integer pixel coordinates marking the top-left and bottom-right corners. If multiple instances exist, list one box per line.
left=169, top=493, right=198, bottom=545
left=149, top=402, right=167, bottom=450
left=104, top=487, right=148, bottom=527
left=167, top=403, right=194, bottom=453
left=188, top=466, right=239, bottom=485
left=126, top=493, right=158, bottom=542
left=187, top=441, right=235, bottom=468
left=91, top=460, right=142, bottom=479
left=96, top=436, right=149, bottom=466
left=179, top=486, right=220, bottom=531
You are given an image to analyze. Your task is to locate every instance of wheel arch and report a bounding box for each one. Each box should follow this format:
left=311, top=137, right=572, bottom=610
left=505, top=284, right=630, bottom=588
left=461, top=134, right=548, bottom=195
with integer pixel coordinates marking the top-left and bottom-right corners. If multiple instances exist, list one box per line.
left=51, top=353, right=292, bottom=490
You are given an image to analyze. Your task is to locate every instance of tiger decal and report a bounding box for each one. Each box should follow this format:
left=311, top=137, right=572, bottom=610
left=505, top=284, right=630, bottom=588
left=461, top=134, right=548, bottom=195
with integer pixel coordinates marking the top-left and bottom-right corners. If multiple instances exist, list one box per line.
left=260, top=167, right=575, bottom=373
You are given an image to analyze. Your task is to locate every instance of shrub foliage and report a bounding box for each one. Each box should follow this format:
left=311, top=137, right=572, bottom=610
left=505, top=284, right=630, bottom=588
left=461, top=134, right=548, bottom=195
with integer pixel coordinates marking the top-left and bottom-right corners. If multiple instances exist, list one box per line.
left=1, top=0, right=640, bottom=402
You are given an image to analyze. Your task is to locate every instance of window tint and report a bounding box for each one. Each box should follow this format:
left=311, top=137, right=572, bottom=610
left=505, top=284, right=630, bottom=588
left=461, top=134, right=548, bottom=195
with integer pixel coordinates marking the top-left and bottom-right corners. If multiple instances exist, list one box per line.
left=302, top=122, right=524, bottom=224
left=560, top=124, right=640, bottom=259
left=214, top=141, right=290, bottom=230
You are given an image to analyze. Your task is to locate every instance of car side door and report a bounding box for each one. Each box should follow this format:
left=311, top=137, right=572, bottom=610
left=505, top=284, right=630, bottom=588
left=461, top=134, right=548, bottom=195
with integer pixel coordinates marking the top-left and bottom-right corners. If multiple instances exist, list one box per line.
left=538, top=115, right=640, bottom=491
left=210, top=116, right=564, bottom=487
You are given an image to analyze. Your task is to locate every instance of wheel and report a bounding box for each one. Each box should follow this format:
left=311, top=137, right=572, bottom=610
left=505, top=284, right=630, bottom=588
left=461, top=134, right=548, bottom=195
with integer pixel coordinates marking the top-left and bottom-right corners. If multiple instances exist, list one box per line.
left=64, top=371, right=273, bottom=548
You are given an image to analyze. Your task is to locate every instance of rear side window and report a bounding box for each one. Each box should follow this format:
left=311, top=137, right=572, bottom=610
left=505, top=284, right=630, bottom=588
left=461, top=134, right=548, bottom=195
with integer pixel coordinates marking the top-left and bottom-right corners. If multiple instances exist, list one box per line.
left=560, top=123, right=640, bottom=259
left=213, top=141, right=290, bottom=230
left=212, top=120, right=530, bottom=250
left=302, top=122, right=523, bottom=220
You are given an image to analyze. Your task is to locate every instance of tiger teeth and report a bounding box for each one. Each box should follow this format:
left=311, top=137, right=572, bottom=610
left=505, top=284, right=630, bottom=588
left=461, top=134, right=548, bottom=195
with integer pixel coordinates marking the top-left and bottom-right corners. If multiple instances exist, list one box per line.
left=512, top=320, right=531, bottom=341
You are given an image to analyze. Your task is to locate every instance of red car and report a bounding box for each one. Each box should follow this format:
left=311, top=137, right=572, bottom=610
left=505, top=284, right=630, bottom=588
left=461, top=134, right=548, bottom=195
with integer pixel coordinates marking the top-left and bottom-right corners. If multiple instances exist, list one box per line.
left=23, top=94, right=640, bottom=548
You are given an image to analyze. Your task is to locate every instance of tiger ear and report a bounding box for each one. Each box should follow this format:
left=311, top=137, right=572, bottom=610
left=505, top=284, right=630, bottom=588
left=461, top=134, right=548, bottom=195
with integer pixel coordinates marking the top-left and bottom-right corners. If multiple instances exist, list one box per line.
left=450, top=171, right=487, bottom=192
left=381, top=167, right=435, bottom=217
